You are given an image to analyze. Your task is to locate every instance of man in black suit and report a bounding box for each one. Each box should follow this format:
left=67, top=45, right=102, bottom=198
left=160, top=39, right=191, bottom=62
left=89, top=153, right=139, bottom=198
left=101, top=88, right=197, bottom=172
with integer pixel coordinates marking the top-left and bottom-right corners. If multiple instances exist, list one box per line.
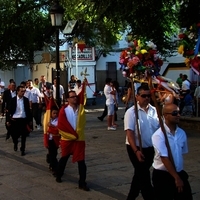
left=6, top=86, right=32, bottom=156
left=1, top=82, right=16, bottom=140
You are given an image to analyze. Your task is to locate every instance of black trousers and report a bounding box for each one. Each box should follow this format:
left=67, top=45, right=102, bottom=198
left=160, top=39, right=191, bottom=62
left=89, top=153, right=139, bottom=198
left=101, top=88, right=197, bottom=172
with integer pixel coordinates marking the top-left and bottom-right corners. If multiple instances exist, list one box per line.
left=48, top=140, right=58, bottom=171
left=152, top=169, right=193, bottom=200
left=32, top=103, right=42, bottom=125
left=10, top=118, right=28, bottom=152
left=126, top=145, right=154, bottom=200
left=56, top=156, right=87, bottom=186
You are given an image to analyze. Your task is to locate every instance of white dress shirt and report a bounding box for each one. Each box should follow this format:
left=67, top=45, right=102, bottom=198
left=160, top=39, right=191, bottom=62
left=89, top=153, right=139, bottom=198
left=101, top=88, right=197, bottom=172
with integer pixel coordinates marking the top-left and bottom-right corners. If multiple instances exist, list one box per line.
left=152, top=124, right=188, bottom=172
left=12, top=96, right=26, bottom=118
left=124, top=103, right=159, bottom=147
left=64, top=105, right=78, bottom=130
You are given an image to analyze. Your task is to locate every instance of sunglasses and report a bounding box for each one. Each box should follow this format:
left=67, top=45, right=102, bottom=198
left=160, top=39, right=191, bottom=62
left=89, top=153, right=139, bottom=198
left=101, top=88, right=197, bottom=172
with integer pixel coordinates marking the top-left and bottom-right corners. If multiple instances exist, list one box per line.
left=165, top=110, right=180, bottom=116
left=68, top=95, right=78, bottom=99
left=139, top=94, right=151, bottom=98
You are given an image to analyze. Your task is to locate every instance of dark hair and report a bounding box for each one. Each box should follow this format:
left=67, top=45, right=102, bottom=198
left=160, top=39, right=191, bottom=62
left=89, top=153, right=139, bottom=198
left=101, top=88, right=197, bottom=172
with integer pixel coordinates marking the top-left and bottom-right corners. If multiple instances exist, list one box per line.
left=66, top=90, right=76, bottom=98
left=17, top=85, right=24, bottom=92
left=112, top=80, right=119, bottom=92
left=51, top=106, right=59, bottom=113
left=137, top=85, right=150, bottom=94
left=34, top=78, right=38, bottom=82
left=76, top=80, right=81, bottom=84
left=20, top=81, right=26, bottom=86
left=183, top=74, right=188, bottom=79
left=105, top=78, right=112, bottom=84
left=9, top=79, right=15, bottom=83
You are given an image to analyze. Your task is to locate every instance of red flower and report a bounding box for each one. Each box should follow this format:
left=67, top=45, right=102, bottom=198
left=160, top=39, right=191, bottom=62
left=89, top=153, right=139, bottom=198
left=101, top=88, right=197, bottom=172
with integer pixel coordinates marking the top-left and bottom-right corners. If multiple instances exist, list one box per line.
left=178, top=34, right=186, bottom=39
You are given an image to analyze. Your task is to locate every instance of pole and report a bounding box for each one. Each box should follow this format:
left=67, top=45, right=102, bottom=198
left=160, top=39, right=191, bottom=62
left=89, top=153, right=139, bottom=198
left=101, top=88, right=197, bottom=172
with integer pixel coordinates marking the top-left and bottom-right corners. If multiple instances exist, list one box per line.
left=197, top=75, right=199, bottom=117
left=55, top=28, right=61, bottom=107
left=75, top=43, right=78, bottom=78
left=130, top=78, right=143, bottom=152
left=147, top=75, right=175, bottom=168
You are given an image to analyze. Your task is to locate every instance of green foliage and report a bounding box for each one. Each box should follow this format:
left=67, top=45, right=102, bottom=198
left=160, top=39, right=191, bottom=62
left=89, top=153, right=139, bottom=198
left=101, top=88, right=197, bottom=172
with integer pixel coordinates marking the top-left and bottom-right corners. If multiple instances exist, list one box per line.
left=0, top=0, right=199, bottom=70
left=0, top=0, right=50, bottom=69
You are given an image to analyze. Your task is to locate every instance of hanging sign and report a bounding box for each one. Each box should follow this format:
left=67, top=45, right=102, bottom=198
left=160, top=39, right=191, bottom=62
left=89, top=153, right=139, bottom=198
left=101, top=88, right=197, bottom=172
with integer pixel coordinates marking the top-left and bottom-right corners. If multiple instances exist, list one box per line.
left=70, top=47, right=95, bottom=61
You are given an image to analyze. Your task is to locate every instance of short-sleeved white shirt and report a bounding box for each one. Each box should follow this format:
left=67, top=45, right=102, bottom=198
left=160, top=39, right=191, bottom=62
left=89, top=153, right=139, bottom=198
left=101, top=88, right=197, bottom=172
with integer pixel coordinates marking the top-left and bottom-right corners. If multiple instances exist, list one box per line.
left=152, top=124, right=188, bottom=172
left=52, top=85, right=65, bottom=100
left=182, top=80, right=190, bottom=91
left=124, top=104, right=159, bottom=147
left=27, top=87, right=43, bottom=103
left=104, top=84, right=114, bottom=105
left=24, top=90, right=32, bottom=102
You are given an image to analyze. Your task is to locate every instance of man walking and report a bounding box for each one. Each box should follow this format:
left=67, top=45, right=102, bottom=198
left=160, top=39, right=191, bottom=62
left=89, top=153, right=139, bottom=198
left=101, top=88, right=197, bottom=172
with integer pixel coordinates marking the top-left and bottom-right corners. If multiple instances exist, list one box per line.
left=6, top=86, right=32, bottom=156
left=1, top=81, right=16, bottom=140
left=27, top=80, right=43, bottom=130
left=104, top=78, right=116, bottom=131
left=152, top=104, right=193, bottom=200
left=124, top=85, right=159, bottom=200
left=56, top=81, right=89, bottom=191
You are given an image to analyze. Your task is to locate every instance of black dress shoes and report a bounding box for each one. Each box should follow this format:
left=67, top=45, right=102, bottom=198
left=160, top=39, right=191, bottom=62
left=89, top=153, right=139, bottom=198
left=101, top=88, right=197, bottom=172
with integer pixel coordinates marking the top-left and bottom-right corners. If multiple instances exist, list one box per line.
left=6, top=133, right=10, bottom=141
left=21, top=151, right=26, bottom=156
left=79, top=184, right=90, bottom=191
left=97, top=117, right=103, bottom=121
left=56, top=177, right=62, bottom=183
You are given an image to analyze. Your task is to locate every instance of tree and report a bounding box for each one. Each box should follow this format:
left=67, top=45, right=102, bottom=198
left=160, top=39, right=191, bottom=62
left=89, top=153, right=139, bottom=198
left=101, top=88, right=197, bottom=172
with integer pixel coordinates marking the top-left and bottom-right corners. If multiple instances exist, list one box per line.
left=0, top=0, right=50, bottom=69
left=1, top=0, right=199, bottom=70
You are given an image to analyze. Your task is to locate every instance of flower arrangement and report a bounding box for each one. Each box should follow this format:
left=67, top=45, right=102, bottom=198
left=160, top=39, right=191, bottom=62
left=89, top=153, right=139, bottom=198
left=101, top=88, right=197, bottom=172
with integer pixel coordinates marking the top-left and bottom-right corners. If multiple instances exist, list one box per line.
left=119, top=39, right=163, bottom=78
left=177, top=23, right=200, bottom=74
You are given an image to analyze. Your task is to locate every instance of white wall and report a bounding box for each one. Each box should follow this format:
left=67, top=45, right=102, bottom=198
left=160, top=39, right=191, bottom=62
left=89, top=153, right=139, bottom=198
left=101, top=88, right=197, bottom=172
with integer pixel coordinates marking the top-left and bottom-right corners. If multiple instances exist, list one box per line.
left=96, top=52, right=121, bottom=71
left=0, top=70, right=14, bottom=87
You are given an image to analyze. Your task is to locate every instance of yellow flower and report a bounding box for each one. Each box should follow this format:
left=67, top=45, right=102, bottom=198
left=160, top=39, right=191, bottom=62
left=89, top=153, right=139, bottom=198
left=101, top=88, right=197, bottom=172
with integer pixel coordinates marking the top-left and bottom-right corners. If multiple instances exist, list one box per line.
left=141, top=49, right=147, bottom=54
left=184, top=58, right=190, bottom=68
left=178, top=45, right=184, bottom=54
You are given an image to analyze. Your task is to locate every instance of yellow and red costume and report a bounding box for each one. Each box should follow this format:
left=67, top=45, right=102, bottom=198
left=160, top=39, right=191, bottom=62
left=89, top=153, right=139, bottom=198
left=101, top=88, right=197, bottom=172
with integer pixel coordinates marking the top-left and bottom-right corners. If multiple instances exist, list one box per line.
left=58, top=81, right=86, bottom=163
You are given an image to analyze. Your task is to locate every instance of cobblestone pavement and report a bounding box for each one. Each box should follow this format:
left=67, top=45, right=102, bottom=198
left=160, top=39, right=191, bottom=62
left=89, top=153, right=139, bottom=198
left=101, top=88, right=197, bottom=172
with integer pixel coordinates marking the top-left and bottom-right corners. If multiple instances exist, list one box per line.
left=0, top=102, right=199, bottom=200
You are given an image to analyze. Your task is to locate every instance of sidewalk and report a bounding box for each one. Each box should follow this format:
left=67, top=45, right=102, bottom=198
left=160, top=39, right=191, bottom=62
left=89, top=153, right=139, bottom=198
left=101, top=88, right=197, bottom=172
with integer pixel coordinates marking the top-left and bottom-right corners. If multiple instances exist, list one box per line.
left=0, top=104, right=199, bottom=200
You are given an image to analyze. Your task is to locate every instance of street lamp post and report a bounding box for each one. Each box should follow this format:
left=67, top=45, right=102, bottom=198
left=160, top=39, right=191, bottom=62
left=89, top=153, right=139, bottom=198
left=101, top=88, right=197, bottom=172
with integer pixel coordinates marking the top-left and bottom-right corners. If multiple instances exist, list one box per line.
left=50, top=0, right=64, bottom=107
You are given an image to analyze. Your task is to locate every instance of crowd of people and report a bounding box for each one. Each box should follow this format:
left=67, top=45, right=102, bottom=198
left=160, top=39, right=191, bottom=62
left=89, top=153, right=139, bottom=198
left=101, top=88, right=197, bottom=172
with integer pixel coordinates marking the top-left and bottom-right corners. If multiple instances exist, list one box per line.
left=0, top=73, right=197, bottom=198
left=97, top=76, right=194, bottom=200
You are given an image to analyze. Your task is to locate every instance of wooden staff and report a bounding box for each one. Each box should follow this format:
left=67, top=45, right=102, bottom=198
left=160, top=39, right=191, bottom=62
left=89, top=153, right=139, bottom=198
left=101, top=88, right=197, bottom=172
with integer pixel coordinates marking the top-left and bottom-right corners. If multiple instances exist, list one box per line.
left=148, top=75, right=175, bottom=168
left=128, top=77, right=143, bottom=152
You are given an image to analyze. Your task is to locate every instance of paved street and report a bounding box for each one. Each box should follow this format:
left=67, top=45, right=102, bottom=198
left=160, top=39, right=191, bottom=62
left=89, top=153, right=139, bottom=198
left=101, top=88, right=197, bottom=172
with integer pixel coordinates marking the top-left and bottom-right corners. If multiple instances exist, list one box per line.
left=0, top=101, right=199, bottom=200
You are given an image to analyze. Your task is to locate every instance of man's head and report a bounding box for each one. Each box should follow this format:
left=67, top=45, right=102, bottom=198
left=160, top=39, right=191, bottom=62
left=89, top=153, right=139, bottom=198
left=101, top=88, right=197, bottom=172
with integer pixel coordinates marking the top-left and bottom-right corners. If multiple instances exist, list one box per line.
left=179, top=73, right=183, bottom=78
left=66, top=91, right=78, bottom=106
left=105, top=78, right=112, bottom=84
left=10, top=82, right=16, bottom=91
left=40, top=75, right=46, bottom=83
left=20, top=81, right=26, bottom=88
left=136, top=85, right=151, bottom=107
left=28, top=80, right=33, bottom=88
left=17, top=86, right=25, bottom=98
left=34, top=78, right=39, bottom=85
left=162, top=104, right=180, bottom=125
left=9, top=79, right=15, bottom=84
left=182, top=74, right=187, bottom=81
left=76, top=80, right=81, bottom=87
left=53, top=78, right=57, bottom=86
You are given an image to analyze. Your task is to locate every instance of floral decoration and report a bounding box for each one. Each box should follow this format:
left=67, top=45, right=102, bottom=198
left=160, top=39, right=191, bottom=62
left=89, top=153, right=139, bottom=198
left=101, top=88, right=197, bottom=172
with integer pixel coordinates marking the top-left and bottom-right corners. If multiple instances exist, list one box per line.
left=119, top=39, right=163, bottom=78
left=177, top=23, right=200, bottom=74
